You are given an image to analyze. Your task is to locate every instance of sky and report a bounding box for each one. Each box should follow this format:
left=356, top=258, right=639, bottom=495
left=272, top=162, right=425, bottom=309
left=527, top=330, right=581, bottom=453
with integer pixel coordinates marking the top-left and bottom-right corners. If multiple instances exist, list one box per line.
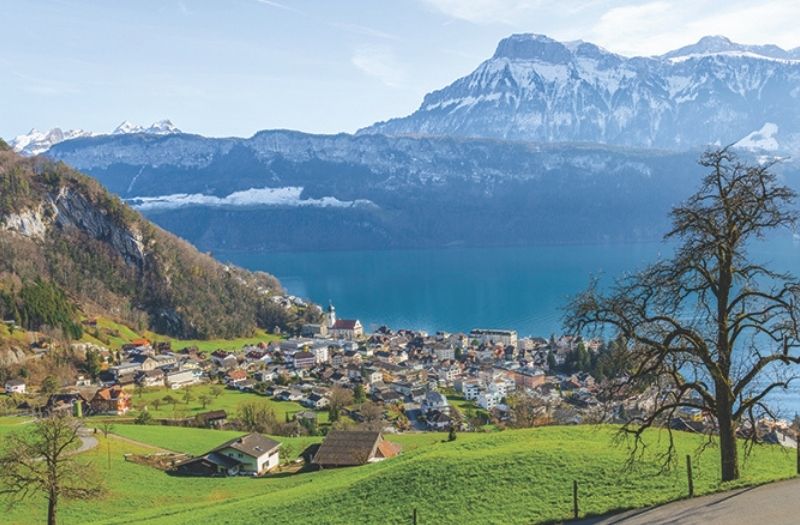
left=3, top=0, right=800, bottom=140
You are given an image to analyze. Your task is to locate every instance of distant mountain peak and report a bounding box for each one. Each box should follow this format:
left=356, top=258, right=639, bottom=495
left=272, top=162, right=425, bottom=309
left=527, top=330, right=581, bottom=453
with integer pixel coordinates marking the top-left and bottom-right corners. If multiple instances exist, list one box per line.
left=113, top=119, right=181, bottom=135
left=10, top=119, right=182, bottom=156
left=492, top=33, right=572, bottom=62
left=661, top=35, right=796, bottom=61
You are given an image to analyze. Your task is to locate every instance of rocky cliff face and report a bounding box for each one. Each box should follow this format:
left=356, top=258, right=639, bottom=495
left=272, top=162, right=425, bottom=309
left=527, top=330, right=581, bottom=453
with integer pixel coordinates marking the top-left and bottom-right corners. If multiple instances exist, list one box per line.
left=2, top=186, right=146, bottom=269
left=0, top=147, right=293, bottom=339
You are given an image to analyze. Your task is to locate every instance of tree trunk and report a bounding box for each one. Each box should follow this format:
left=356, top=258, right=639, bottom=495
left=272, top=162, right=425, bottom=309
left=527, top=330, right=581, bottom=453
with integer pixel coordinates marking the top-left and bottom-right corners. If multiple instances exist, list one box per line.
left=718, top=406, right=740, bottom=482
left=48, top=491, right=58, bottom=525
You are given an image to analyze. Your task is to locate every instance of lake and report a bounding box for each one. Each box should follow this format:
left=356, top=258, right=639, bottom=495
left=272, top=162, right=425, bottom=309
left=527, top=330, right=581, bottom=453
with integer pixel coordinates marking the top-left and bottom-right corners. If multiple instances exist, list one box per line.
left=220, top=236, right=800, bottom=412
left=217, top=236, right=800, bottom=337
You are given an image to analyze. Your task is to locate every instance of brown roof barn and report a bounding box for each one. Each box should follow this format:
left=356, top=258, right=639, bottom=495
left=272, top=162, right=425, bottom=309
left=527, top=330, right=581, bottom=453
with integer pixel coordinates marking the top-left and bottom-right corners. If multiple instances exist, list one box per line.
left=312, top=430, right=400, bottom=468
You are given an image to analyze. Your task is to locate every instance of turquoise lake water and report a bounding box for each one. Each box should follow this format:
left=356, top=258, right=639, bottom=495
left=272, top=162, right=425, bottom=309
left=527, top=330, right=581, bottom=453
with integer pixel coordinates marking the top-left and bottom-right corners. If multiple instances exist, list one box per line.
left=218, top=236, right=800, bottom=337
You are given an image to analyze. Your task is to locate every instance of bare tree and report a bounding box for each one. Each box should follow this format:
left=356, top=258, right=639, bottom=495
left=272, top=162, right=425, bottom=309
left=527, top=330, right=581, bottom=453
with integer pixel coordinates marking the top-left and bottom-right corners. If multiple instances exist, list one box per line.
left=328, top=386, right=354, bottom=422
left=566, top=148, right=800, bottom=481
left=507, top=391, right=549, bottom=429
left=98, top=421, right=114, bottom=471
left=0, top=414, right=103, bottom=525
left=359, top=401, right=384, bottom=431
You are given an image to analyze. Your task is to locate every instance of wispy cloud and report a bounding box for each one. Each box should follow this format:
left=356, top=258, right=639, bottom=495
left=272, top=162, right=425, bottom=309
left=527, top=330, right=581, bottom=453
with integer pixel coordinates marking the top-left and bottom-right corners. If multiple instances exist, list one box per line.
left=11, top=70, right=80, bottom=96
left=418, top=0, right=569, bottom=25
left=332, top=22, right=400, bottom=41
left=351, top=47, right=407, bottom=88
left=253, top=0, right=305, bottom=16
left=587, top=0, right=800, bottom=56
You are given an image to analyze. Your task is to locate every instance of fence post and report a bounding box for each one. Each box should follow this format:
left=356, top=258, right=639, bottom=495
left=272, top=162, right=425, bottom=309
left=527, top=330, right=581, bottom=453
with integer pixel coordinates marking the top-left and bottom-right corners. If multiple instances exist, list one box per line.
left=686, top=455, right=694, bottom=497
left=573, top=480, right=579, bottom=519
left=412, top=507, right=417, bottom=525
left=796, top=435, right=800, bottom=476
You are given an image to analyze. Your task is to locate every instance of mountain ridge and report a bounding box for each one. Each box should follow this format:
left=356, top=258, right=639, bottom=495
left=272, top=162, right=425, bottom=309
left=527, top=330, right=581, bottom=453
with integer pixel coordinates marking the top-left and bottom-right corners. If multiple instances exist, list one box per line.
left=358, top=33, right=800, bottom=152
left=9, top=119, right=182, bottom=157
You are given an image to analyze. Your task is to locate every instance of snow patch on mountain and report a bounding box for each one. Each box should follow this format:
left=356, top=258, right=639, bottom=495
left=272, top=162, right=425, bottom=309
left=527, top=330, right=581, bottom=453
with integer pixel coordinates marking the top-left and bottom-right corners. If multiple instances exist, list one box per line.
left=127, top=186, right=377, bottom=210
left=735, top=123, right=780, bottom=151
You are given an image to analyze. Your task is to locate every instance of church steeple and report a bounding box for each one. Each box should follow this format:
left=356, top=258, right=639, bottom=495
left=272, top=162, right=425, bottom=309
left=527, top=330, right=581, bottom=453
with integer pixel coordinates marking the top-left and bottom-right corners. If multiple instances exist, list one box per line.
left=327, top=301, right=336, bottom=328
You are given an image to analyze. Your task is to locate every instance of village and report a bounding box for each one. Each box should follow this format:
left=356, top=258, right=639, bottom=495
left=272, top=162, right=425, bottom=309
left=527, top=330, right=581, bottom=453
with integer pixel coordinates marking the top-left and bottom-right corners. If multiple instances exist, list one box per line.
left=1, top=300, right=797, bottom=479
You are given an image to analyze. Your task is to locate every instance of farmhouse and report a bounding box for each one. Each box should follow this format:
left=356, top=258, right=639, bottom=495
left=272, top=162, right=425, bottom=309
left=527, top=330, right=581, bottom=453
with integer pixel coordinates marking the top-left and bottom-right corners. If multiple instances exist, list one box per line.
left=44, top=392, right=89, bottom=416
left=174, top=433, right=281, bottom=477
left=312, top=430, right=400, bottom=468
left=90, top=386, right=132, bottom=415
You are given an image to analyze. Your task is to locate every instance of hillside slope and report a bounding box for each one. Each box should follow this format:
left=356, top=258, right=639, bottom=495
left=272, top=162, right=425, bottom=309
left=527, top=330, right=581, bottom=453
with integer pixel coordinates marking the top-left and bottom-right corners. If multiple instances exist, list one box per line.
left=0, top=140, right=311, bottom=341
left=4, top=424, right=788, bottom=525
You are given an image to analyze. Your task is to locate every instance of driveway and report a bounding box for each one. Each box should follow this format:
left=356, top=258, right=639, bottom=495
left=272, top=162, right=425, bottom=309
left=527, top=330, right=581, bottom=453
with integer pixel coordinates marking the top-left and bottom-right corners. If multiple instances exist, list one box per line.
left=573, top=478, right=800, bottom=525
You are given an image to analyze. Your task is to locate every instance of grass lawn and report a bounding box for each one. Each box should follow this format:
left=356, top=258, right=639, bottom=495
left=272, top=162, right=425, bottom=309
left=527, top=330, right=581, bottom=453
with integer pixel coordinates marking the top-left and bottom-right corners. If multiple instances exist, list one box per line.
left=79, top=317, right=281, bottom=352
left=115, top=384, right=328, bottom=424
left=0, top=421, right=795, bottom=525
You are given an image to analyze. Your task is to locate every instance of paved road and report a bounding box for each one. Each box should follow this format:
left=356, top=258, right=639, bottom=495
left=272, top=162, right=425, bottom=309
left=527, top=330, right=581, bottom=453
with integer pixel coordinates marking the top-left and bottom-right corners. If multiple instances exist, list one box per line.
left=574, top=478, right=799, bottom=525
left=73, top=428, right=98, bottom=455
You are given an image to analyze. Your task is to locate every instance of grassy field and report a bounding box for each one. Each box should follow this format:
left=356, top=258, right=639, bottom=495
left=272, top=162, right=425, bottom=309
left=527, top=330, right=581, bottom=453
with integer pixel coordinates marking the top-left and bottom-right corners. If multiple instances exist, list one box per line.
left=79, top=317, right=281, bottom=352
left=2, top=316, right=281, bottom=355
left=0, top=421, right=795, bottom=525
left=117, top=384, right=326, bottom=424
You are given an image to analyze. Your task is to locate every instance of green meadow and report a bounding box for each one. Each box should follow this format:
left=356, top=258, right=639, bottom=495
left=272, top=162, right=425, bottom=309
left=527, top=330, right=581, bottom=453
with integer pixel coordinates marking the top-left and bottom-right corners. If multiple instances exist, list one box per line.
left=118, top=384, right=325, bottom=423
left=79, top=317, right=281, bottom=352
left=0, top=419, right=795, bottom=525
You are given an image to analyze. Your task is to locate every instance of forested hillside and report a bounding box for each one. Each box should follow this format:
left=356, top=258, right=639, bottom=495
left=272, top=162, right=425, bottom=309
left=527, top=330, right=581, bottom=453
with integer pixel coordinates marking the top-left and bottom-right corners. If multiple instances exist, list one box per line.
left=0, top=139, right=314, bottom=343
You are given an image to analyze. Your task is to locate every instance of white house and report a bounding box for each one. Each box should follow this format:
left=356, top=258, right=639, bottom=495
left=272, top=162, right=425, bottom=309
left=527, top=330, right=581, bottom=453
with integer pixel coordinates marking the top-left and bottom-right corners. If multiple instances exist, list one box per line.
left=176, top=433, right=281, bottom=477
left=166, top=369, right=198, bottom=390
left=421, top=390, right=450, bottom=414
left=469, top=329, right=518, bottom=348
left=478, top=390, right=503, bottom=410
left=311, top=344, right=330, bottom=364
left=462, top=380, right=481, bottom=401
left=4, top=379, right=26, bottom=394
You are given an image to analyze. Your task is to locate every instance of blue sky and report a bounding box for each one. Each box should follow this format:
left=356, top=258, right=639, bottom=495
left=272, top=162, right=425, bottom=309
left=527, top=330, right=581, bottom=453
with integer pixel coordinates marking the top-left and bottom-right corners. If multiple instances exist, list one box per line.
left=3, top=0, right=800, bottom=139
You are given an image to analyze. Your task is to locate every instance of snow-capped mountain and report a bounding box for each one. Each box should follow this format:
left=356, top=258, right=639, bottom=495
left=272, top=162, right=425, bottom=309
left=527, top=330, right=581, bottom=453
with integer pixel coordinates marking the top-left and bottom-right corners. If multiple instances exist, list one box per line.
left=9, top=128, right=95, bottom=157
left=9, top=119, right=181, bottom=156
left=113, top=119, right=180, bottom=135
left=360, top=34, right=800, bottom=152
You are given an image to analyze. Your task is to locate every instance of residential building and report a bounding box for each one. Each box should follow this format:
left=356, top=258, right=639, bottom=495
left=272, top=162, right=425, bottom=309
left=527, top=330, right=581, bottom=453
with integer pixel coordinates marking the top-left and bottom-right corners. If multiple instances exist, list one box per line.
left=166, top=369, right=197, bottom=389
left=312, top=430, right=400, bottom=468
left=175, top=433, right=281, bottom=476
left=421, top=390, right=450, bottom=414
left=469, top=329, right=518, bottom=348
left=4, top=379, right=26, bottom=394
left=477, top=390, right=503, bottom=410
left=90, top=386, right=132, bottom=415
left=135, top=369, right=165, bottom=387
left=330, top=319, right=364, bottom=340
left=293, top=351, right=316, bottom=369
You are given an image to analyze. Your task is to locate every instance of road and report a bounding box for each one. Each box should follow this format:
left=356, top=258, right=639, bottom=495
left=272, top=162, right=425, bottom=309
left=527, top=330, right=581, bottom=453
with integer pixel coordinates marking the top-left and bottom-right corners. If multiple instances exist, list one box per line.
left=73, top=428, right=98, bottom=455
left=574, top=478, right=799, bottom=525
